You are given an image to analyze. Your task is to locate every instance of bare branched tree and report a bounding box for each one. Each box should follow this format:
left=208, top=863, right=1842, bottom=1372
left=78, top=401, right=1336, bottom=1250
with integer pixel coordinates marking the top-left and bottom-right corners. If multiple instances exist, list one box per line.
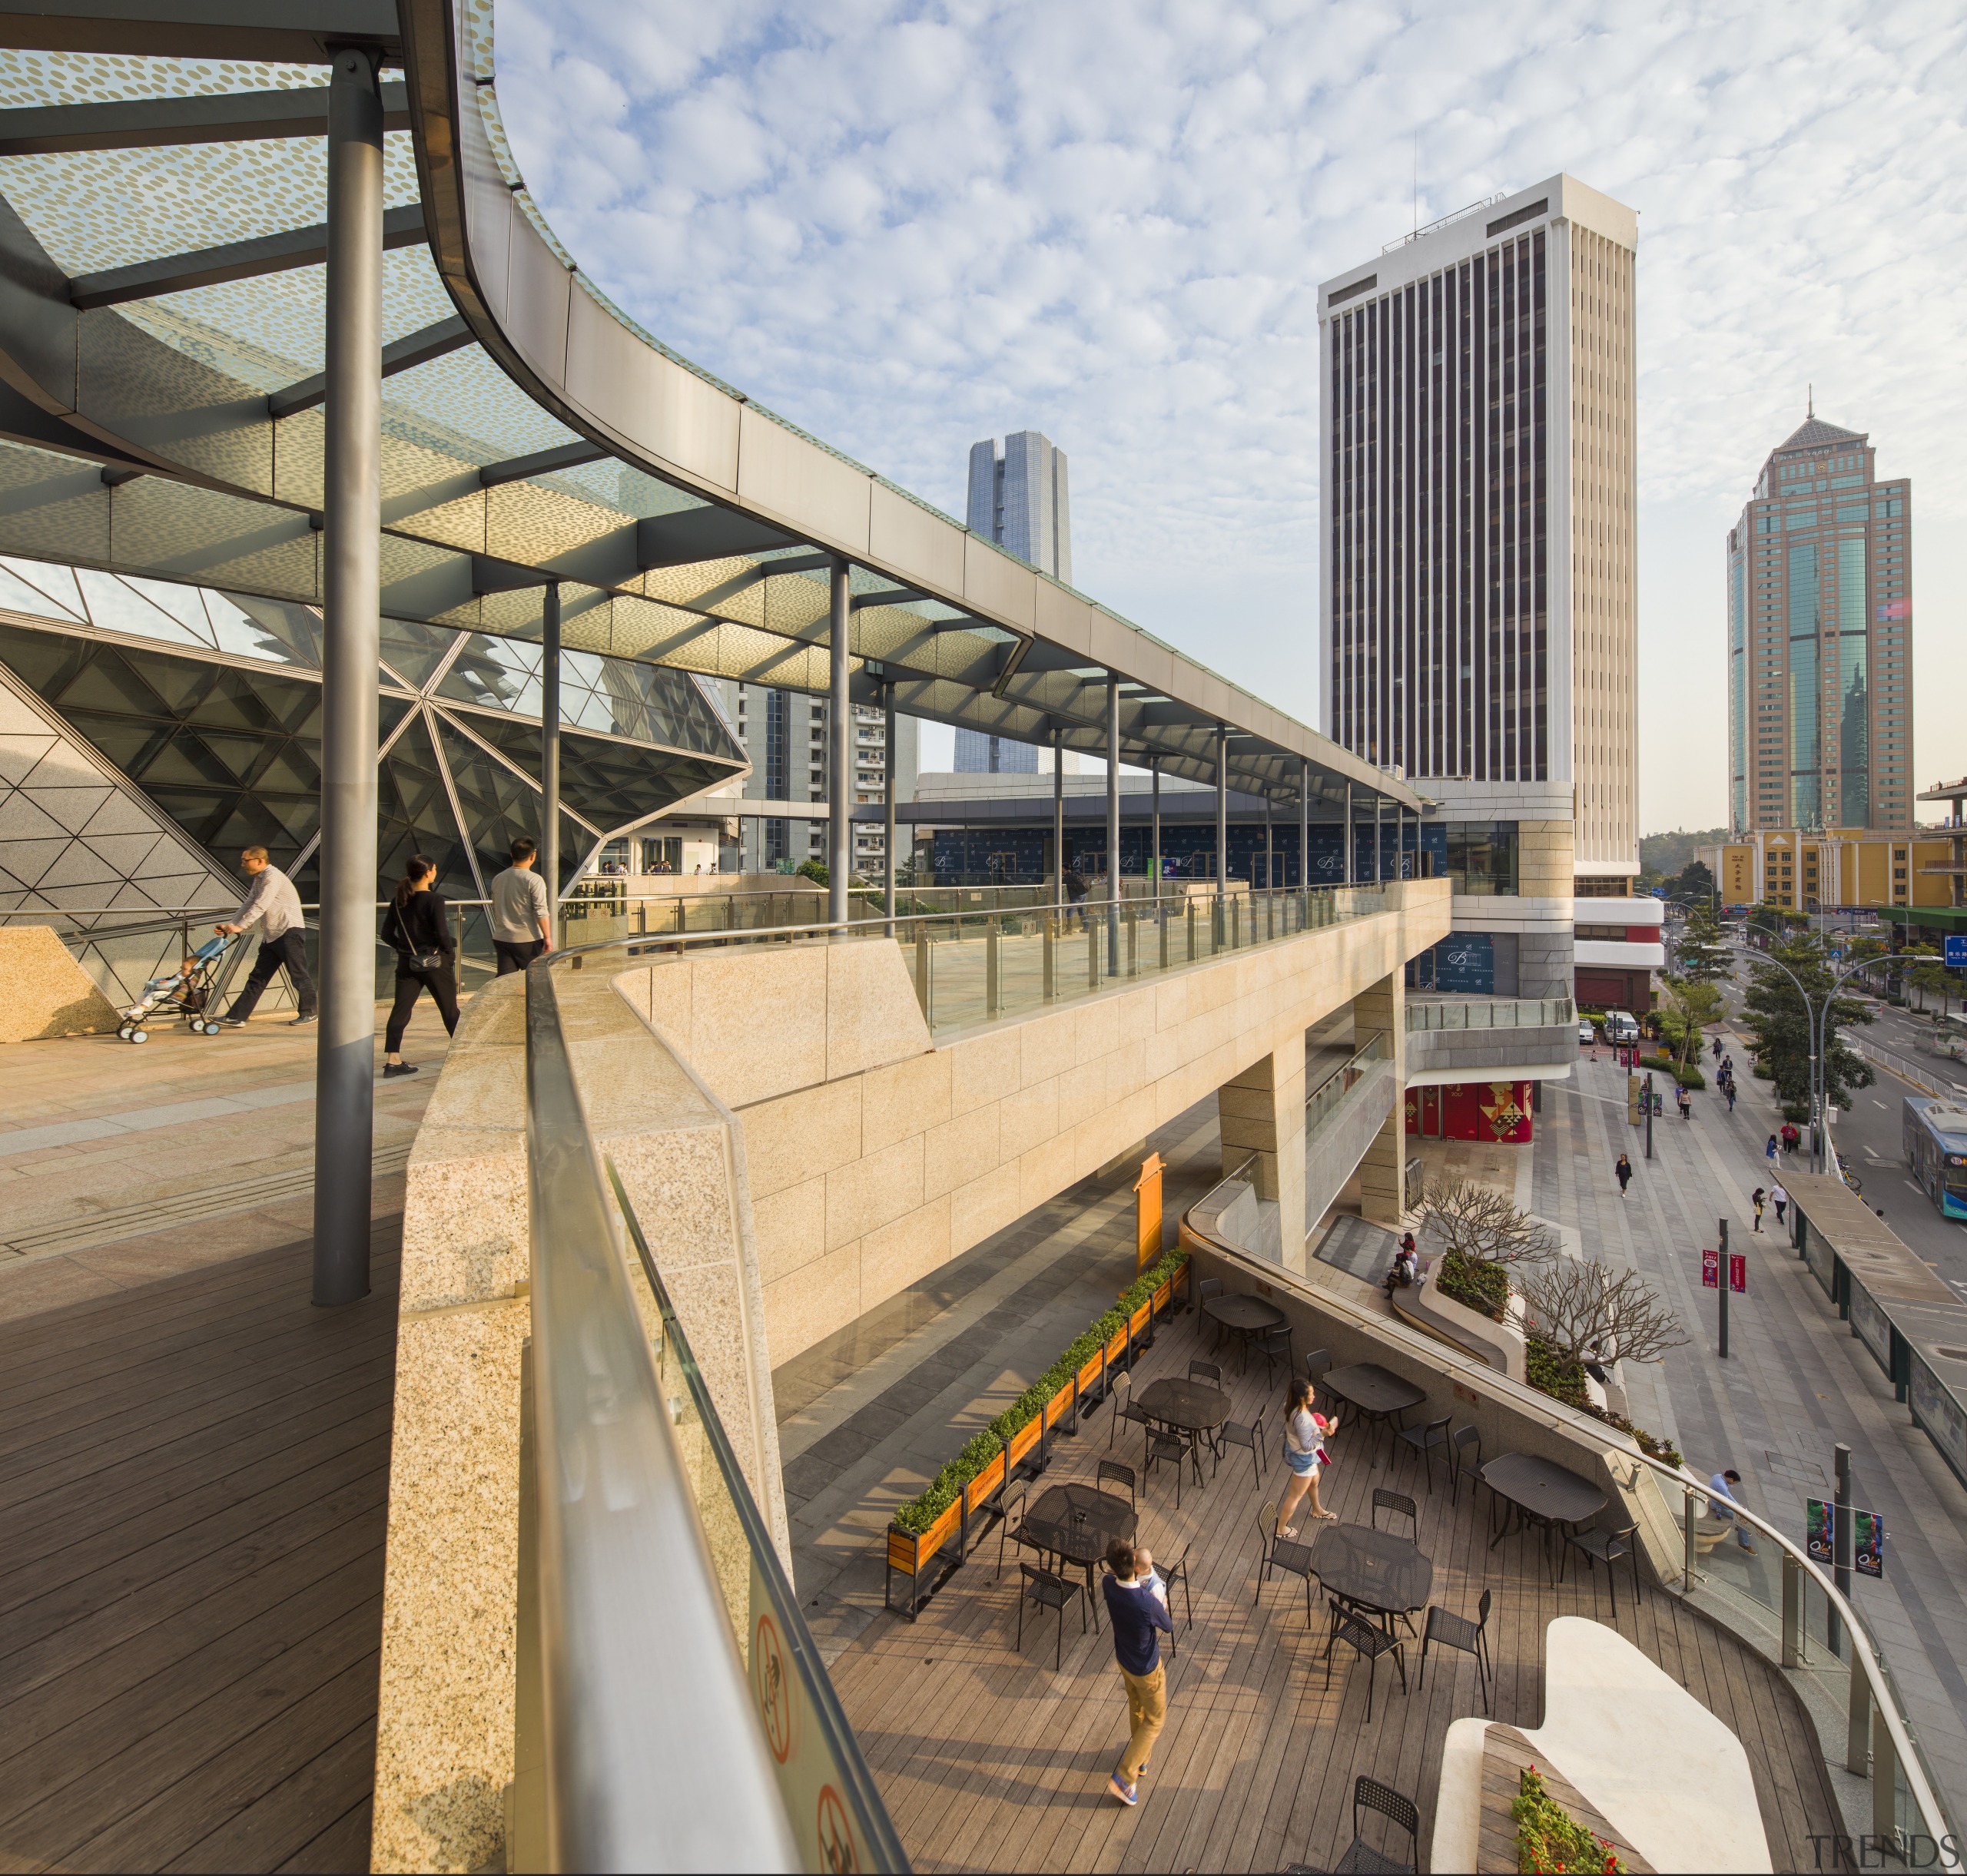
left=1418, top=1178, right=1558, bottom=1268
left=1523, top=1258, right=1689, bottom=1366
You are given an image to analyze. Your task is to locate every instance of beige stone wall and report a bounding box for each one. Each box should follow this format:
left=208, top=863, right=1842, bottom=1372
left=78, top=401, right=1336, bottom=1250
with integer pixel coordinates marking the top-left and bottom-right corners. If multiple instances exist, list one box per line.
left=1517, top=820, right=1576, bottom=901
left=1217, top=1042, right=1308, bottom=1271
left=0, top=925, right=123, bottom=1042
left=1352, top=970, right=1408, bottom=1225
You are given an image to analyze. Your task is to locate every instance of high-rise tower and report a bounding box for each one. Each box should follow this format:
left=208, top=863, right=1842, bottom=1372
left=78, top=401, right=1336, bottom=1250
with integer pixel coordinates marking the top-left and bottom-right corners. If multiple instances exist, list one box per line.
left=960, top=430, right=1072, bottom=773
left=1727, top=414, right=1912, bottom=834
left=1318, top=174, right=1650, bottom=1009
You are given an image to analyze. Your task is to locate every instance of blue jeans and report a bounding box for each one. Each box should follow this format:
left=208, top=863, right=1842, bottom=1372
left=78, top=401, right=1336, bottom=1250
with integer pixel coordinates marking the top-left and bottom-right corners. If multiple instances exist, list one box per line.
left=1717, top=1506, right=1755, bottom=1549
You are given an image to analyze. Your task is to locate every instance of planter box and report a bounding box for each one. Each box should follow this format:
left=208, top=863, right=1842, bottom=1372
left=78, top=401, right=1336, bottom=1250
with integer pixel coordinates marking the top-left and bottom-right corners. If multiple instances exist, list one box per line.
left=959, top=1447, right=1008, bottom=1560
left=1005, top=1413, right=1043, bottom=1477
left=1151, top=1279, right=1173, bottom=1317
left=1103, top=1323, right=1129, bottom=1374
left=1076, top=1349, right=1106, bottom=1417
left=1042, top=1382, right=1075, bottom=1451
left=885, top=1496, right=964, bottom=1619
left=1128, top=1299, right=1154, bottom=1354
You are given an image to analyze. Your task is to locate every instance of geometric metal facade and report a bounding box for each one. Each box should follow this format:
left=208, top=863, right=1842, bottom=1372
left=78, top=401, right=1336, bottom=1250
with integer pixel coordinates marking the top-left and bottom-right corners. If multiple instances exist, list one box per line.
left=0, top=553, right=746, bottom=913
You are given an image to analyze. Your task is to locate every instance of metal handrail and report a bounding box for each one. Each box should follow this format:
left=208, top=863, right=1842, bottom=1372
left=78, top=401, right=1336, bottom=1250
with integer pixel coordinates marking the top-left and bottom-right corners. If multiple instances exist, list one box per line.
left=522, top=963, right=798, bottom=1871
left=1305, top=1029, right=1392, bottom=1118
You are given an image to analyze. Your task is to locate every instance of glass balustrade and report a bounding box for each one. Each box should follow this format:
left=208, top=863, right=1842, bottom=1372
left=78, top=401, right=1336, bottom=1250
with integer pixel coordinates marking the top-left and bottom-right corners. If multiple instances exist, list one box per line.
left=1405, top=994, right=1577, bottom=1032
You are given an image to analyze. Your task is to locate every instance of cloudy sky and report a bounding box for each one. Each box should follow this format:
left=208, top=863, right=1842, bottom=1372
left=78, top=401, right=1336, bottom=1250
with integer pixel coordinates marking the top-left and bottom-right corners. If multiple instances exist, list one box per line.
left=496, top=0, right=1967, bottom=834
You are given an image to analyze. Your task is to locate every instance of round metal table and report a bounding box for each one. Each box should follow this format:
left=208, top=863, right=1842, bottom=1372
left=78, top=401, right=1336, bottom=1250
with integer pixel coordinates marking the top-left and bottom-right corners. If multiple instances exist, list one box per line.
left=1202, top=1294, right=1287, bottom=1334
left=1310, top=1520, right=1433, bottom=1629
left=1481, top=1452, right=1607, bottom=1579
left=1316, top=1361, right=1427, bottom=1454
left=1135, top=1375, right=1232, bottom=1486
left=1016, top=1481, right=1139, bottom=1623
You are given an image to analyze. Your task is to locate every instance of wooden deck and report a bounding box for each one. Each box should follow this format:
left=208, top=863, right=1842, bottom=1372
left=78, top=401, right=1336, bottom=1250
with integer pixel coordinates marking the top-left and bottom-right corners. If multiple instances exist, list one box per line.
left=830, top=1305, right=1843, bottom=1874
left=0, top=1220, right=398, bottom=1873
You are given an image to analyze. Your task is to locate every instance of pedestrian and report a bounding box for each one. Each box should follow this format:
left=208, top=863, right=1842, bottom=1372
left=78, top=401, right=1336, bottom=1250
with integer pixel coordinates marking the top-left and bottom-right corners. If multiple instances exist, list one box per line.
left=1726, top=1082, right=1737, bottom=1114
left=491, top=836, right=554, bottom=975
left=1616, top=1151, right=1633, bottom=1196
left=1766, top=1134, right=1779, bottom=1168
left=1707, top=1467, right=1759, bottom=1554
left=380, top=853, right=458, bottom=1079
left=1770, top=1181, right=1789, bottom=1227
left=214, top=844, right=317, bottom=1027
left=1677, top=1085, right=1692, bottom=1122
left=1102, top=1537, right=1173, bottom=1807
left=1713, top=1036, right=1723, bottom=1062
left=1065, top=865, right=1090, bottom=930
left=1276, top=1377, right=1339, bottom=1536
left=1751, top=1188, right=1766, bottom=1232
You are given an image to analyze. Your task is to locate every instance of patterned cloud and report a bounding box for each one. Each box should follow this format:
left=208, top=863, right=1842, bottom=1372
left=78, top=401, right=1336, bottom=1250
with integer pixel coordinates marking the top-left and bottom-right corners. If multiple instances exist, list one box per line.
left=496, top=0, right=1967, bottom=827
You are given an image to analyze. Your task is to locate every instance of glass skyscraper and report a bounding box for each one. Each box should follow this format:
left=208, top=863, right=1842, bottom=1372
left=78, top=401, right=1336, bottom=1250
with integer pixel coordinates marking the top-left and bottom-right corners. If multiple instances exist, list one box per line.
left=1727, top=416, right=1912, bottom=833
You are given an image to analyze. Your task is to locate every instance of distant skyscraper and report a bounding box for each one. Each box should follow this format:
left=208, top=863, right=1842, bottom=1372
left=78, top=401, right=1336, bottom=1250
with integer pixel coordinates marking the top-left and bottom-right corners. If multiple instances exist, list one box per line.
left=1727, top=413, right=1912, bottom=834
left=961, top=430, right=1072, bottom=773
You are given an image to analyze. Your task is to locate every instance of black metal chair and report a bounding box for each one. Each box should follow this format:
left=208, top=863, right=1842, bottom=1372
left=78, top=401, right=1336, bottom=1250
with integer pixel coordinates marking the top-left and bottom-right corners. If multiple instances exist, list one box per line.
left=1017, top=1562, right=1086, bottom=1670
left=1197, top=1275, right=1226, bottom=1347
left=1325, top=1609, right=1408, bottom=1725
left=1418, top=1589, right=1493, bottom=1714
left=1255, top=1500, right=1319, bottom=1627
left=1145, top=1424, right=1188, bottom=1508
left=1159, top=1542, right=1194, bottom=1656
left=1214, top=1411, right=1265, bottom=1487
left=1109, top=1370, right=1150, bottom=1454
left=1096, top=1459, right=1137, bottom=1507
left=1567, top=1520, right=1644, bottom=1617
left=1448, top=1424, right=1483, bottom=1507
left=1188, top=1357, right=1223, bottom=1387
left=1331, top=1774, right=1420, bottom=1873
left=994, top=1475, right=1029, bottom=1580
left=1393, top=1414, right=1452, bottom=1495
left=1255, top=1323, right=1294, bottom=1384
left=1305, top=1346, right=1333, bottom=1389
left=1372, top=1487, right=1418, bottom=1543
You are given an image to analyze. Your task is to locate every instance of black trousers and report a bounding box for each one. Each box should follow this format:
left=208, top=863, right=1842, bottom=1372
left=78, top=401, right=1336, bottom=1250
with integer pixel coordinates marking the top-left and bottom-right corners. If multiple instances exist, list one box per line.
left=494, top=939, right=546, bottom=976
left=386, top=961, right=459, bottom=1052
left=226, top=930, right=315, bottom=1020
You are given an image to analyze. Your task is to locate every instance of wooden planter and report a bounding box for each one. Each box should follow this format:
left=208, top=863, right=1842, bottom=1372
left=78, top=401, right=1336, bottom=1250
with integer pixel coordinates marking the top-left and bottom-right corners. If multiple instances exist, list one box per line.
left=1103, top=1322, right=1129, bottom=1377
left=885, top=1496, right=964, bottom=1619
left=1151, top=1278, right=1173, bottom=1318
left=1128, top=1298, right=1154, bottom=1355
left=1005, top=1413, right=1043, bottom=1479
left=1075, top=1349, right=1106, bottom=1422
left=1171, top=1260, right=1191, bottom=1304
left=958, top=1447, right=1007, bottom=1560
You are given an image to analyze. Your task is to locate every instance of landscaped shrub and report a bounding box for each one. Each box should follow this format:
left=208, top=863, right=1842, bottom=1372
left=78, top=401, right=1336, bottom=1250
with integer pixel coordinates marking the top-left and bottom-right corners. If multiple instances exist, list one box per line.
left=892, top=1247, right=1189, bottom=1533
left=1513, top=1765, right=1626, bottom=1874
left=1524, top=1334, right=1681, bottom=1467
left=1435, top=1248, right=1510, bottom=1321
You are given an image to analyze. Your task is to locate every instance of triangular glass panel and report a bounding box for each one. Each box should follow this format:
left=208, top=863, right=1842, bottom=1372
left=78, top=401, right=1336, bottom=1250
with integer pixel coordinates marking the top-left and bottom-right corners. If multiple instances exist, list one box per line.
left=0, top=557, right=84, bottom=620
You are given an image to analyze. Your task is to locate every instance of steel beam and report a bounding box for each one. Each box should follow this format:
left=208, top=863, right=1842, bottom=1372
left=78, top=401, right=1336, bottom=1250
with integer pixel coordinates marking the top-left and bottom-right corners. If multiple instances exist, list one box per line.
left=479, top=438, right=610, bottom=489
left=0, top=81, right=410, bottom=154
left=828, top=559, right=851, bottom=925
left=70, top=201, right=424, bottom=309
left=0, top=4, right=403, bottom=61
left=311, top=48, right=383, bottom=1310
left=267, top=312, right=469, bottom=419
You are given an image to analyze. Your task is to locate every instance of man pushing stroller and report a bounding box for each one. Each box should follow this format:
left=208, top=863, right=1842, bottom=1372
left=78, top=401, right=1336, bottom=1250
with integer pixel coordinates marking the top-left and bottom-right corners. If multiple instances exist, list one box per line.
left=213, top=846, right=316, bottom=1028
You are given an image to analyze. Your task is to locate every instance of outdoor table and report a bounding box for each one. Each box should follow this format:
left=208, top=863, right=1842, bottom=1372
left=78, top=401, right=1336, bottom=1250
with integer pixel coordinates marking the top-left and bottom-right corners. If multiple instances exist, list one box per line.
left=1134, top=1375, right=1232, bottom=1485
left=1481, top=1452, right=1607, bottom=1579
left=1310, top=1520, right=1433, bottom=1639
left=1014, top=1481, right=1138, bottom=1629
left=1316, top=1361, right=1426, bottom=1452
left=1202, top=1292, right=1286, bottom=1369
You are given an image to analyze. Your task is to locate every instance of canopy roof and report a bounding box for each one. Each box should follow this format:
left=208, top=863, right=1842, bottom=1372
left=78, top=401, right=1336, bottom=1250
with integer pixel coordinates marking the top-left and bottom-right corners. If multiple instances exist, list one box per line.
left=0, top=2, right=1421, bottom=813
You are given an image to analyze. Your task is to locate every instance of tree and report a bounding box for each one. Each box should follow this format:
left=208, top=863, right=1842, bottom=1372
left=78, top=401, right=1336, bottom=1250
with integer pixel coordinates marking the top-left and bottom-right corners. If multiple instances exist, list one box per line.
left=1668, top=858, right=1715, bottom=904
left=1660, top=976, right=1728, bottom=1074
left=1418, top=1178, right=1557, bottom=1268
left=1523, top=1258, right=1688, bottom=1367
left=1739, top=930, right=1875, bottom=1119
left=1674, top=900, right=1729, bottom=986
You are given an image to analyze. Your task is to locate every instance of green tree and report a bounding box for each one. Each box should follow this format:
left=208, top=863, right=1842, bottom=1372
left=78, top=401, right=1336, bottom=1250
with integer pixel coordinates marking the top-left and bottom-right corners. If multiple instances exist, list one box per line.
left=1740, top=930, right=1875, bottom=1119
left=1661, top=976, right=1728, bottom=1074
left=1668, top=859, right=1716, bottom=904
left=1674, top=900, right=1730, bottom=986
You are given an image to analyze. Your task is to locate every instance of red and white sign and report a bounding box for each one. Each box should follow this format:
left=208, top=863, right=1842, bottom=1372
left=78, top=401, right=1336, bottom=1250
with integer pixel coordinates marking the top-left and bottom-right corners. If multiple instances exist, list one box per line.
left=1701, top=1248, right=1720, bottom=1289
left=1728, top=1252, right=1747, bottom=1294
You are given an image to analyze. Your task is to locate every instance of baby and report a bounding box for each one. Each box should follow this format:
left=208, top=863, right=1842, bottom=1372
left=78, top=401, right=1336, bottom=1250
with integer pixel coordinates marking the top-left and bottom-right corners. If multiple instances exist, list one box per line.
left=1133, top=1544, right=1169, bottom=1608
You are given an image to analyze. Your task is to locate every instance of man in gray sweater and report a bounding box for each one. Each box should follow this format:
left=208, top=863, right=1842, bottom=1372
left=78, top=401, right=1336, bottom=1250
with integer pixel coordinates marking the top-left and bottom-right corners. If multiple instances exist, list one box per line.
left=491, top=837, right=554, bottom=974
left=215, top=845, right=316, bottom=1026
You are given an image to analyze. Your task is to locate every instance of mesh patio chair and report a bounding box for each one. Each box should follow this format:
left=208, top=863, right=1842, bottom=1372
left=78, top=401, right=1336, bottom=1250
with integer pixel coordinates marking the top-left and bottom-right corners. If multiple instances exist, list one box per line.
left=993, top=1474, right=1029, bottom=1581
left=1255, top=1499, right=1319, bottom=1627
left=1188, top=1357, right=1223, bottom=1387
left=1255, top=1323, right=1294, bottom=1384
left=1159, top=1542, right=1194, bottom=1656
left=1448, top=1424, right=1483, bottom=1507
left=1371, top=1488, right=1418, bottom=1543
left=1017, top=1562, right=1086, bottom=1670
left=1214, top=1410, right=1265, bottom=1487
left=1145, top=1424, right=1189, bottom=1509
left=1325, top=1609, right=1408, bottom=1725
left=1305, top=1347, right=1333, bottom=1389
left=1566, top=1520, right=1644, bottom=1618
left=1197, top=1275, right=1226, bottom=1348
left=1331, top=1775, right=1420, bottom=1873
left=1109, top=1369, right=1150, bottom=1454
left=1392, top=1414, right=1451, bottom=1495
left=1418, top=1589, right=1492, bottom=1713
left=1096, top=1459, right=1137, bottom=1507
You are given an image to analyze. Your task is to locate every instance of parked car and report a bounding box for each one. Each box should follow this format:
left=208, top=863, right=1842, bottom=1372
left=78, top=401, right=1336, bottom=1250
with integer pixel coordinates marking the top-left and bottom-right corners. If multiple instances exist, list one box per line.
left=1604, top=1010, right=1640, bottom=1044
left=1577, top=1018, right=1597, bottom=1045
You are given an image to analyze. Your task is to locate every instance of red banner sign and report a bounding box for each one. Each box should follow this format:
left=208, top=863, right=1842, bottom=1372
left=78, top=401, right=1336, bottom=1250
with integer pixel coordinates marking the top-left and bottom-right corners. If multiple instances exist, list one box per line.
left=1701, top=1248, right=1720, bottom=1289
left=1728, top=1252, right=1747, bottom=1294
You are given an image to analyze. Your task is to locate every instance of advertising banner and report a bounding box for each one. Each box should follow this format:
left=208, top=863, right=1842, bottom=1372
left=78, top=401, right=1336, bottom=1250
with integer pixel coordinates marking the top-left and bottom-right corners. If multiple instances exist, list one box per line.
left=1701, top=1247, right=1720, bottom=1289
left=1854, top=1508, right=1885, bottom=1580
left=1806, top=1497, right=1834, bottom=1568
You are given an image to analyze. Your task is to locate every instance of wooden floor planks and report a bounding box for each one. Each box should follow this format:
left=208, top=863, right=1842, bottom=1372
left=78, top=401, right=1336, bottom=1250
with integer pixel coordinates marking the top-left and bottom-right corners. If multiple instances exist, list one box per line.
left=0, top=1221, right=399, bottom=1874
left=830, top=1308, right=1846, bottom=1874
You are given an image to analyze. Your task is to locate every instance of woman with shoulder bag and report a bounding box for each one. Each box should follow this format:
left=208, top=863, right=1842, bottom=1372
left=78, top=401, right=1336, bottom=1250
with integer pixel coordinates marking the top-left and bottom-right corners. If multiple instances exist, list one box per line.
left=381, top=853, right=458, bottom=1078
left=1275, top=1377, right=1341, bottom=1537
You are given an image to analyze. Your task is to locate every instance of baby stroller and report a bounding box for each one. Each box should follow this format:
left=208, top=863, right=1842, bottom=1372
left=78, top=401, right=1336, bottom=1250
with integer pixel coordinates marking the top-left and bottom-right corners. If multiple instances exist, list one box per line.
left=116, top=933, right=240, bottom=1042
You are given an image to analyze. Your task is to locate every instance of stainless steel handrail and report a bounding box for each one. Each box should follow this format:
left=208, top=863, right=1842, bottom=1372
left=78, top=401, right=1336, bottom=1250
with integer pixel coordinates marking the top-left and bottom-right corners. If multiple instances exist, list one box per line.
left=524, top=963, right=798, bottom=1872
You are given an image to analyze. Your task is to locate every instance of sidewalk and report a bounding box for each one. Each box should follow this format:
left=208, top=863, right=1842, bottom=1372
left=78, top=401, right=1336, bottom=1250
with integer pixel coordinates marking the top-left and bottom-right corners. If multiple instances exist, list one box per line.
left=1536, top=1043, right=1967, bottom=1821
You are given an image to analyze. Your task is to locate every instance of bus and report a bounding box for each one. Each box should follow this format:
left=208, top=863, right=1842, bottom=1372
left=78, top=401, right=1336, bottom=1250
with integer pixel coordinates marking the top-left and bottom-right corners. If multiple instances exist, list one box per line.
left=1903, top=1096, right=1967, bottom=1221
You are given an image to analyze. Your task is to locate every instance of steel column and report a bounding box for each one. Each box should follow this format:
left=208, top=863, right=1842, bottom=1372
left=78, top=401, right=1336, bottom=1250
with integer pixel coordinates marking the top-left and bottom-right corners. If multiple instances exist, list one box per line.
left=1052, top=726, right=1065, bottom=913
left=1105, top=674, right=1120, bottom=976
left=1344, top=782, right=1354, bottom=885
left=1215, top=724, right=1229, bottom=893
left=883, top=681, right=897, bottom=931
left=541, top=578, right=561, bottom=929
left=1150, top=761, right=1161, bottom=890
left=311, top=48, right=383, bottom=1309
left=1264, top=792, right=1272, bottom=891
left=828, top=558, right=850, bottom=925
left=1299, top=759, right=1309, bottom=892
left=1374, top=795, right=1383, bottom=882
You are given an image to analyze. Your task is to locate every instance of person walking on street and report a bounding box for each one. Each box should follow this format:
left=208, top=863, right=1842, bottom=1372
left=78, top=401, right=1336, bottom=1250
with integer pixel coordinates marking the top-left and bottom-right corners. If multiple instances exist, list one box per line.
left=490, top=837, right=554, bottom=975
left=1726, top=1081, right=1737, bottom=1113
left=214, top=845, right=316, bottom=1026
left=1677, top=1085, right=1692, bottom=1121
left=1276, top=1377, right=1340, bottom=1534
left=1616, top=1152, right=1634, bottom=1197
left=1766, top=1134, right=1779, bottom=1168
left=1707, top=1467, right=1758, bottom=1553
left=1713, top=1035, right=1723, bottom=1062
left=380, top=853, right=458, bottom=1078
left=1770, top=1182, right=1789, bottom=1228
left=1751, top=1188, right=1766, bottom=1232
left=1102, top=1538, right=1173, bottom=1806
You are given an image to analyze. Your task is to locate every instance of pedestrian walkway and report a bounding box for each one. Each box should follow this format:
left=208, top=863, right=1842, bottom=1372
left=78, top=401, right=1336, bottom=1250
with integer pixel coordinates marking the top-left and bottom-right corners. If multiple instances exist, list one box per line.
left=1536, top=1042, right=1967, bottom=1821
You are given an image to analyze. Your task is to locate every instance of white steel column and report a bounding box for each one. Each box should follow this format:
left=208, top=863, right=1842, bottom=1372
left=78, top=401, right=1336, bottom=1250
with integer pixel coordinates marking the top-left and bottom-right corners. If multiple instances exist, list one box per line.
left=541, top=578, right=561, bottom=928
left=1052, top=726, right=1065, bottom=911
left=1299, top=759, right=1310, bottom=888
left=828, top=559, right=850, bottom=925
left=313, top=48, right=383, bottom=1308
left=1215, top=724, right=1229, bottom=893
left=883, top=681, right=897, bottom=927
left=1105, top=674, right=1121, bottom=974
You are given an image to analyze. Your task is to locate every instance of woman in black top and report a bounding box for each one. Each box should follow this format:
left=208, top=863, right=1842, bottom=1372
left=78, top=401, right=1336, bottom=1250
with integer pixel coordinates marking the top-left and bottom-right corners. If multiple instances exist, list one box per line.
left=382, top=853, right=458, bottom=1078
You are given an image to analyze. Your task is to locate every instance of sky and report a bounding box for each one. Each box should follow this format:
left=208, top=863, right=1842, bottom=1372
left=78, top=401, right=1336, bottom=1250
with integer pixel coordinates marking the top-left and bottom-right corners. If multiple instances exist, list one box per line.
left=495, top=0, right=1967, bottom=834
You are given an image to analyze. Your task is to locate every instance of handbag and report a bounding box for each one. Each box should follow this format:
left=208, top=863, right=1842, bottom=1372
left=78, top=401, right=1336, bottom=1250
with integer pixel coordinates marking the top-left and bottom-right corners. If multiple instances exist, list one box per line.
left=389, top=901, right=447, bottom=973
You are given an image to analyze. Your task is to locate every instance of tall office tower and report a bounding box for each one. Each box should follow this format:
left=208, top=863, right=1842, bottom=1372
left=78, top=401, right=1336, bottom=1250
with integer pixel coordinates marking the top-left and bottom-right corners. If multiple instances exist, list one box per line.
left=1319, top=175, right=1654, bottom=1011
left=1727, top=414, right=1912, bottom=834
left=964, top=430, right=1073, bottom=774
